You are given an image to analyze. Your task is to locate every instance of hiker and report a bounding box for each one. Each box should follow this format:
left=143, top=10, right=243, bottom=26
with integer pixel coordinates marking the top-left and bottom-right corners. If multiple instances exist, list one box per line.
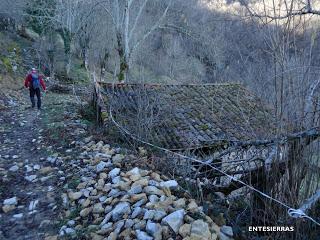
left=24, top=68, right=46, bottom=110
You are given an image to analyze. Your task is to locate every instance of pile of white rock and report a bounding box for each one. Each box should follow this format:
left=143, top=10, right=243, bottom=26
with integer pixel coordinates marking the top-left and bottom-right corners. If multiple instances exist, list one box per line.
left=59, top=140, right=234, bottom=240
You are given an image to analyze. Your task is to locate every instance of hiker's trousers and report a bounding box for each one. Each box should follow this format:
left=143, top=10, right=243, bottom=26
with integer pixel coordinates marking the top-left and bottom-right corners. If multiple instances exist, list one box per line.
left=29, top=88, right=41, bottom=109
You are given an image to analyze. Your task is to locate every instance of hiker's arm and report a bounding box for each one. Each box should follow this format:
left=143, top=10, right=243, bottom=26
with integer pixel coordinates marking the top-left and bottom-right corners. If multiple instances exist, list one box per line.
left=40, top=77, right=46, bottom=91
left=24, top=75, right=30, bottom=88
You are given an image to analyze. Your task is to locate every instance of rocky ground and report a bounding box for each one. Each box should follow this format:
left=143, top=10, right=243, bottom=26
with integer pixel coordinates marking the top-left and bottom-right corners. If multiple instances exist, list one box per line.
left=0, top=90, right=234, bottom=240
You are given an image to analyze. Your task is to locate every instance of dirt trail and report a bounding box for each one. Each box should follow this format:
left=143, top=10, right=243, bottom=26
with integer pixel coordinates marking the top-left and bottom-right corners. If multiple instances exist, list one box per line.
left=0, top=93, right=62, bottom=239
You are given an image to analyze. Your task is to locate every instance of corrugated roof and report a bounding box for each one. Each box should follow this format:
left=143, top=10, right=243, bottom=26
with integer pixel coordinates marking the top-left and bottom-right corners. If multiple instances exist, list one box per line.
left=99, top=82, right=275, bottom=150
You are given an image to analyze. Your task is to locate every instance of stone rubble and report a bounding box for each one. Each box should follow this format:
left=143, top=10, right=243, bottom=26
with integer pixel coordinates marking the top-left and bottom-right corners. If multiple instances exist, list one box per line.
left=58, top=140, right=234, bottom=240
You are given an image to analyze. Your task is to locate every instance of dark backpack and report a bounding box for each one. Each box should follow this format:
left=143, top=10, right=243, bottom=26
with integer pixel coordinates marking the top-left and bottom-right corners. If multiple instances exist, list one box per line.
left=31, top=73, right=40, bottom=89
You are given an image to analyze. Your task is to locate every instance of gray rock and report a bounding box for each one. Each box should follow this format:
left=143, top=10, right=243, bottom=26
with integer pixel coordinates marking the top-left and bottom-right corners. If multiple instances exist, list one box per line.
left=144, top=186, right=164, bottom=196
left=146, top=220, right=162, bottom=240
left=136, top=230, right=153, bottom=240
left=128, top=167, right=140, bottom=176
left=125, top=219, right=135, bottom=228
left=105, top=205, right=113, bottom=214
left=134, top=220, right=147, bottom=230
left=131, top=207, right=144, bottom=218
left=101, top=222, right=113, bottom=231
left=100, top=212, right=112, bottom=226
left=112, top=154, right=125, bottom=163
left=93, top=203, right=104, bottom=213
left=221, top=225, right=233, bottom=237
left=153, top=210, right=167, bottom=221
left=108, top=189, right=120, bottom=197
left=128, top=185, right=143, bottom=195
left=148, top=180, right=160, bottom=187
left=112, top=176, right=121, bottom=184
left=112, top=202, right=131, bottom=221
left=114, top=220, right=125, bottom=234
left=190, top=220, right=211, bottom=239
left=161, top=209, right=185, bottom=233
left=133, top=198, right=147, bottom=207
left=96, top=161, right=110, bottom=172
left=99, top=196, right=107, bottom=202
left=143, top=210, right=156, bottom=220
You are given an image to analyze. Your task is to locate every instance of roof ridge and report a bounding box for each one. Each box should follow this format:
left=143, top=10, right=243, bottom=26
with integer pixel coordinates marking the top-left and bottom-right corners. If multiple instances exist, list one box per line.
left=98, top=82, right=242, bottom=87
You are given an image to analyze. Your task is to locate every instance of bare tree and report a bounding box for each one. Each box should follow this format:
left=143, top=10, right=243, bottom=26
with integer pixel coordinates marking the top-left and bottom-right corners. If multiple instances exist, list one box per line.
left=100, top=0, right=172, bottom=82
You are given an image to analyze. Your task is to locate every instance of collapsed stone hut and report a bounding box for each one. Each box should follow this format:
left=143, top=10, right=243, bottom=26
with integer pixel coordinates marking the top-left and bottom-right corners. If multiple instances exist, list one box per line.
left=93, top=82, right=275, bottom=192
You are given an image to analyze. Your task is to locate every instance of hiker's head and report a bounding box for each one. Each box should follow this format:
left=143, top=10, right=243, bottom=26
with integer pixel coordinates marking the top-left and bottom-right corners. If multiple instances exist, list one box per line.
left=31, top=68, right=37, bottom=73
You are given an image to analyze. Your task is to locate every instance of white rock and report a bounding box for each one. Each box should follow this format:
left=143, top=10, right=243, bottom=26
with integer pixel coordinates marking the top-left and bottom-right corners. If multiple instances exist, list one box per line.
left=64, top=228, right=76, bottom=235
left=47, top=156, right=56, bottom=164
left=135, top=230, right=153, bottom=240
left=3, top=197, right=17, bottom=205
left=25, top=175, right=37, bottom=182
left=148, top=195, right=159, bottom=203
left=161, top=209, right=185, bottom=233
left=109, top=168, right=121, bottom=179
left=67, top=220, right=75, bottom=226
left=146, top=220, right=162, bottom=240
left=9, top=165, right=19, bottom=172
left=28, top=200, right=39, bottom=211
left=33, top=164, right=41, bottom=170
left=13, top=213, right=23, bottom=219
left=25, top=165, right=33, bottom=173
left=160, top=180, right=178, bottom=189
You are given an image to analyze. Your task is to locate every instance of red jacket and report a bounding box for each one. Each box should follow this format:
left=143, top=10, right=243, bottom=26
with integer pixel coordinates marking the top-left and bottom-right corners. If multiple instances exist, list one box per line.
left=24, top=73, right=46, bottom=90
